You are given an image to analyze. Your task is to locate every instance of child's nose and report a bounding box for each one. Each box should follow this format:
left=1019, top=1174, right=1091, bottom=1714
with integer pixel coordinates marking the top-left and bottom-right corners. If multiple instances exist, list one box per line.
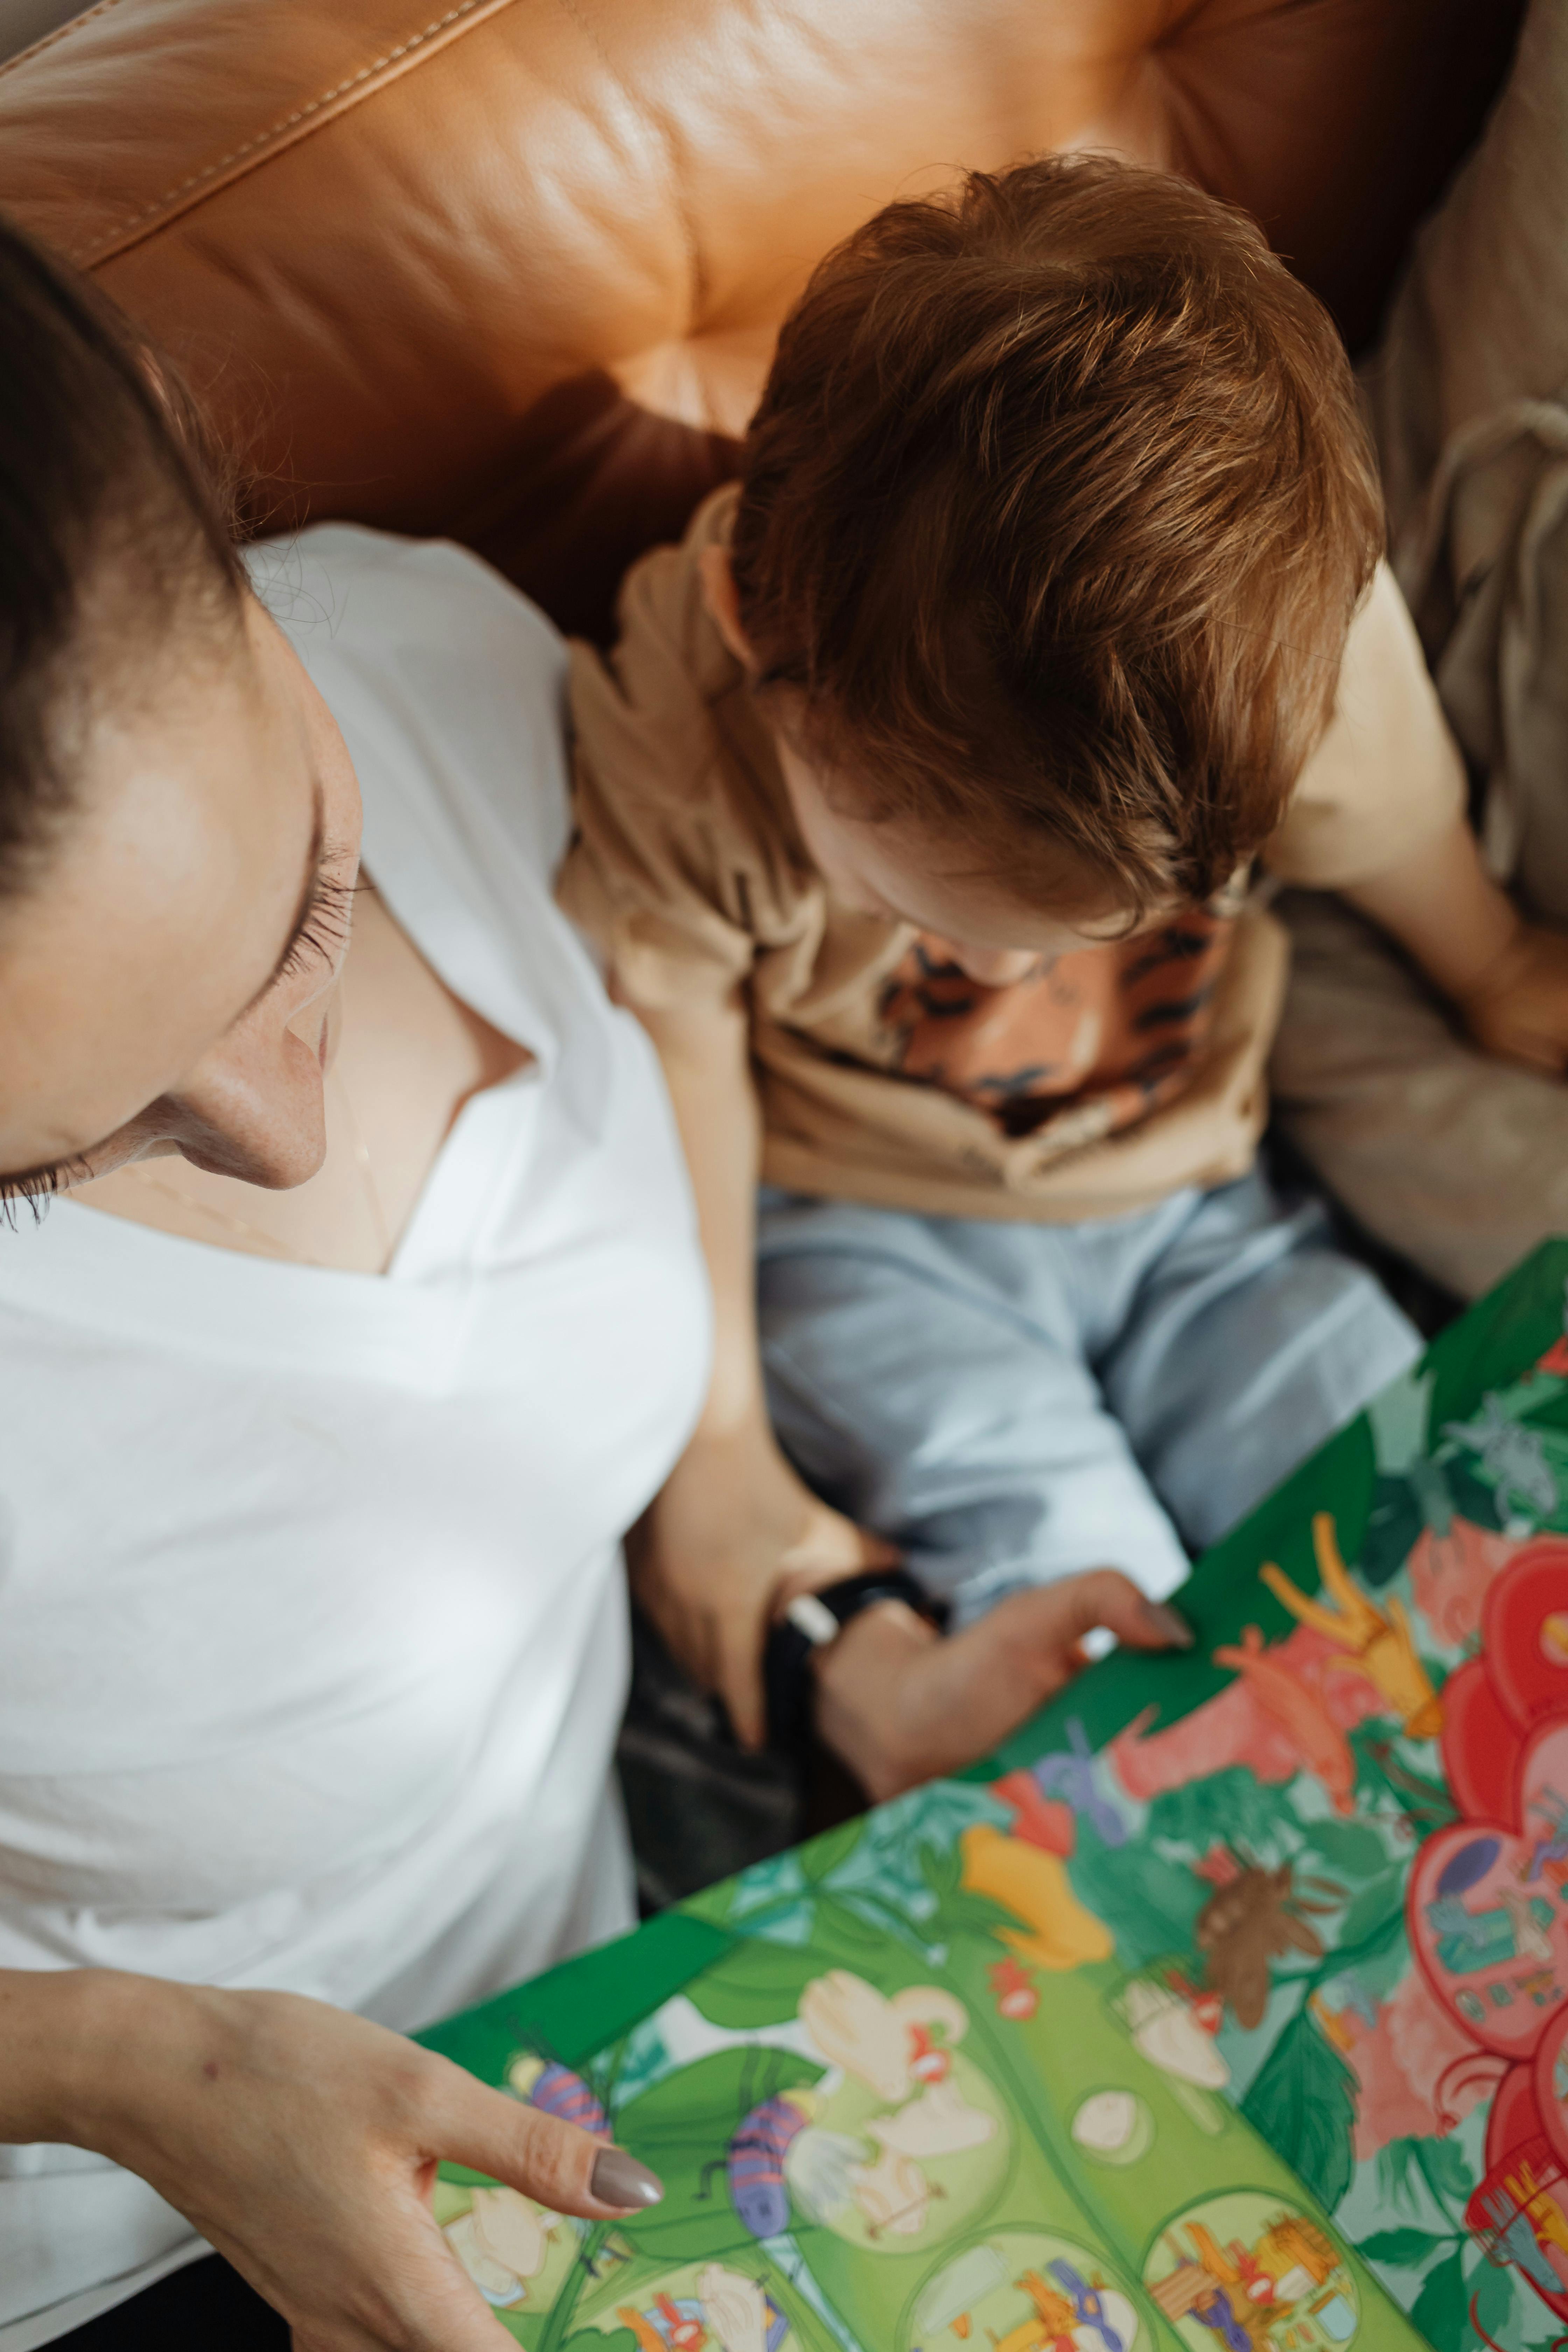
left=949, top=944, right=1044, bottom=986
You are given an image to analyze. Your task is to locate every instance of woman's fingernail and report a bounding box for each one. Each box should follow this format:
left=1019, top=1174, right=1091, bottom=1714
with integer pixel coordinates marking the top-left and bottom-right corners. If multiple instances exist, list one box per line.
left=591, top=2147, right=664, bottom=2208
left=1142, top=1599, right=1195, bottom=1647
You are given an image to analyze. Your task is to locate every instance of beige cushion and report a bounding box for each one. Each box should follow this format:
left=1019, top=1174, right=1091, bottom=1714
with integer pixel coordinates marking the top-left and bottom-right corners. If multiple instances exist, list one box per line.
left=1369, top=0, right=1568, bottom=921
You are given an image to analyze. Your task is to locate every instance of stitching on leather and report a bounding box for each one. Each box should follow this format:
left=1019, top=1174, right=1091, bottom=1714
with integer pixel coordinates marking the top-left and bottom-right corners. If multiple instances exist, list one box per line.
left=0, top=0, right=128, bottom=86
left=73, top=0, right=505, bottom=264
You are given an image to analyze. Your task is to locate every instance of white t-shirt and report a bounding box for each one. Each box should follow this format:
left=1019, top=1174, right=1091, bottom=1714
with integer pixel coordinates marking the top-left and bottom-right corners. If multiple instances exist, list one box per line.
left=0, top=528, right=711, bottom=2345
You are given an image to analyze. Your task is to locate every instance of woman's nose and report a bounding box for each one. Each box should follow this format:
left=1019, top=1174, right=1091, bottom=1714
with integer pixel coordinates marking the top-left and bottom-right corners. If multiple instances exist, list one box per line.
left=169, top=1022, right=331, bottom=1190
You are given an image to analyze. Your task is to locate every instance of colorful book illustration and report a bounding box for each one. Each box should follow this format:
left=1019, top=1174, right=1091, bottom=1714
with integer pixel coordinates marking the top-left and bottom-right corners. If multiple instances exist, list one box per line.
left=419, top=1239, right=1568, bottom=2352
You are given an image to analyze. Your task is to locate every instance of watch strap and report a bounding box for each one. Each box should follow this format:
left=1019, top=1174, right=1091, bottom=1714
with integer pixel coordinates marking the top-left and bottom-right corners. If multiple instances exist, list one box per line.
left=764, top=1566, right=946, bottom=1758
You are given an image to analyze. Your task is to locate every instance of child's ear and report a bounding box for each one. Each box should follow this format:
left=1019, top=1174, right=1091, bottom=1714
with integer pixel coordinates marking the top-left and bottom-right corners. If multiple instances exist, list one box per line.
left=698, top=542, right=757, bottom=671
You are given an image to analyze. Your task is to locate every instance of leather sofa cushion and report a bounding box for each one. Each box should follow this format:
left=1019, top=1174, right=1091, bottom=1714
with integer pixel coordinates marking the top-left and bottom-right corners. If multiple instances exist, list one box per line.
left=0, top=0, right=1522, bottom=637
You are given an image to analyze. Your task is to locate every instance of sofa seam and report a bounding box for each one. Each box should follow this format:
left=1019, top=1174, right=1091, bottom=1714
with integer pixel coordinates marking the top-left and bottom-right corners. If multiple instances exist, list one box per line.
left=0, top=0, right=128, bottom=85
left=67, top=0, right=515, bottom=268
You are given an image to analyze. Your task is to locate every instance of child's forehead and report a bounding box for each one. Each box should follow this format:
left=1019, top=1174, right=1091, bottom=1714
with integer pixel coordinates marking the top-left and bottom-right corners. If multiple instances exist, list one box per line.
left=770, top=699, right=1205, bottom=939
left=862, top=826, right=1148, bottom=950
left=843, top=800, right=1158, bottom=934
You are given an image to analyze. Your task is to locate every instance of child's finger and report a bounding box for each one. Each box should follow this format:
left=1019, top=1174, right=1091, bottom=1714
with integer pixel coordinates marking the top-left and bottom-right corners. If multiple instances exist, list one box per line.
left=996, top=1570, right=1194, bottom=1659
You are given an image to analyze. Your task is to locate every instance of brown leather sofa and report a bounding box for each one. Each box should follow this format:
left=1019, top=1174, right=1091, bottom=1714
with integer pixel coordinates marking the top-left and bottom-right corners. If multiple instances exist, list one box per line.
left=0, top=0, right=1521, bottom=644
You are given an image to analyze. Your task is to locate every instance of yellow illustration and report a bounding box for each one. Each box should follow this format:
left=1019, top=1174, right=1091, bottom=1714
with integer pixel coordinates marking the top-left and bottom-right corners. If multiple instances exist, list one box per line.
left=1260, top=1513, right=1442, bottom=1738
left=994, top=2267, right=1084, bottom=2350
left=908, top=2228, right=1146, bottom=2352
left=1506, top=2157, right=1568, bottom=2266
left=1146, top=2192, right=1358, bottom=2352
left=960, top=1823, right=1115, bottom=1970
left=1306, top=1991, right=1356, bottom=2054
left=603, top=2260, right=798, bottom=2352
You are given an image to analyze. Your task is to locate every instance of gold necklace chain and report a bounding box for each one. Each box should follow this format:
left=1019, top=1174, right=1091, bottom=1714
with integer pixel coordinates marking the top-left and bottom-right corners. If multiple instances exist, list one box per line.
left=330, top=1063, right=394, bottom=1265
left=126, top=1065, right=393, bottom=1270
left=125, top=1167, right=328, bottom=1264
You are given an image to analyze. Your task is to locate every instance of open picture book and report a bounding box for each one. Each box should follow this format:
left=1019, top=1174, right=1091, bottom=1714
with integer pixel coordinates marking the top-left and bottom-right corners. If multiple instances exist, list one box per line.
left=417, top=1239, right=1568, bottom=2352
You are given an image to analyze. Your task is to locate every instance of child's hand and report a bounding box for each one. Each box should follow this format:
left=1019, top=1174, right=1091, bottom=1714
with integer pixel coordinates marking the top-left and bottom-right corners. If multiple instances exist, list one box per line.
left=1454, top=918, right=1568, bottom=1076
left=812, top=1571, right=1193, bottom=1801
left=629, top=1420, right=897, bottom=1746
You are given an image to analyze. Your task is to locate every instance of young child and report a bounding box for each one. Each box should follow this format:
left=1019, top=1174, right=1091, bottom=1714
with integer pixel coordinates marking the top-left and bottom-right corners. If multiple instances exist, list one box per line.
left=559, top=156, right=1568, bottom=1796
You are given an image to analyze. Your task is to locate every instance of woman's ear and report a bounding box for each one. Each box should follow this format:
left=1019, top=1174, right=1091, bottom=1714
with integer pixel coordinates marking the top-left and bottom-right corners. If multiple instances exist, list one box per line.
left=697, top=543, right=756, bottom=671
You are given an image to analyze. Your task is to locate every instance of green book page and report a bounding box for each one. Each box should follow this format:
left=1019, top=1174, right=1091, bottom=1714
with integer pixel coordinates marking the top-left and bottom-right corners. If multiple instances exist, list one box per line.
left=420, top=1239, right=1568, bottom=2352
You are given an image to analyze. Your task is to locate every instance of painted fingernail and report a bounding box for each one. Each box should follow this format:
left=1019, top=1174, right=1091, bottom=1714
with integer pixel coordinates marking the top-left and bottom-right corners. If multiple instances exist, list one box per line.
left=1142, top=1599, right=1195, bottom=1647
left=591, top=2147, right=664, bottom=2208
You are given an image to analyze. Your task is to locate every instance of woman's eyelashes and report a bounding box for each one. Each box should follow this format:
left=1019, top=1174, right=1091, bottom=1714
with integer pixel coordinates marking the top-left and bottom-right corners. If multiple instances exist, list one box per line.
left=272, top=860, right=359, bottom=990
left=0, top=859, right=360, bottom=1224
left=0, top=1153, right=94, bottom=1218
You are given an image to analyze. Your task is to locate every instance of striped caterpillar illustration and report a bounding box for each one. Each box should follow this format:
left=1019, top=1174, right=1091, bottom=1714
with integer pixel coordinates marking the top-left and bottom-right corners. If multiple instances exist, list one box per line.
left=719, top=2087, right=868, bottom=2240
left=507, top=2052, right=611, bottom=2139
left=724, top=2090, right=816, bottom=2238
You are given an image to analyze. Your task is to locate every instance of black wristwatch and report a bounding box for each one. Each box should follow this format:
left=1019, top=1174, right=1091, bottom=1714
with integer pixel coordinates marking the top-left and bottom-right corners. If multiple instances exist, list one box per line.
left=763, top=1567, right=948, bottom=1758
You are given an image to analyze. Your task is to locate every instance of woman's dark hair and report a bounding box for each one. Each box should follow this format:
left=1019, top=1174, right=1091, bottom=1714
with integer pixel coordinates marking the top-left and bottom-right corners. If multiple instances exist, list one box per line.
left=0, top=213, right=245, bottom=893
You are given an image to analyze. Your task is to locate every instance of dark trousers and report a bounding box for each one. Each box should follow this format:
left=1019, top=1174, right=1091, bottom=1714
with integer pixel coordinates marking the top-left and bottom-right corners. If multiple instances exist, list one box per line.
left=49, top=2256, right=286, bottom=2348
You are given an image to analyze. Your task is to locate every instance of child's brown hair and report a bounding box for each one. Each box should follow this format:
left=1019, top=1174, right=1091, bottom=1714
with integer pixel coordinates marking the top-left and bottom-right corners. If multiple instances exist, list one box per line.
left=728, top=154, right=1383, bottom=915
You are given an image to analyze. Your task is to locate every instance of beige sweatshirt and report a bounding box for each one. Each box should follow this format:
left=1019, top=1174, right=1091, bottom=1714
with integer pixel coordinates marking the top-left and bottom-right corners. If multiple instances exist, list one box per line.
left=560, top=486, right=1465, bottom=1223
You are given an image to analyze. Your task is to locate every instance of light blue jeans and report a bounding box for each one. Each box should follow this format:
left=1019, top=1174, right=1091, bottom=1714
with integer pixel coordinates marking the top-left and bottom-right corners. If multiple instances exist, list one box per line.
left=756, top=1169, right=1420, bottom=1625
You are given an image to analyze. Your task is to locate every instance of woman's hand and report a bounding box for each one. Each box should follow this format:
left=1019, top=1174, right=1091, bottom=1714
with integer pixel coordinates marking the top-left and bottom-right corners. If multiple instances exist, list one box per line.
left=811, top=1570, right=1194, bottom=1801
left=629, top=1418, right=897, bottom=1748
left=62, top=1972, right=661, bottom=2351
left=1457, top=917, right=1568, bottom=1075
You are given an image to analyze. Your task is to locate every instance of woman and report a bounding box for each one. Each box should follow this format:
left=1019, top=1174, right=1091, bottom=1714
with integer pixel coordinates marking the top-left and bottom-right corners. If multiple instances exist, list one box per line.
left=0, top=221, right=1177, bottom=2350
left=0, top=215, right=705, bottom=2349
